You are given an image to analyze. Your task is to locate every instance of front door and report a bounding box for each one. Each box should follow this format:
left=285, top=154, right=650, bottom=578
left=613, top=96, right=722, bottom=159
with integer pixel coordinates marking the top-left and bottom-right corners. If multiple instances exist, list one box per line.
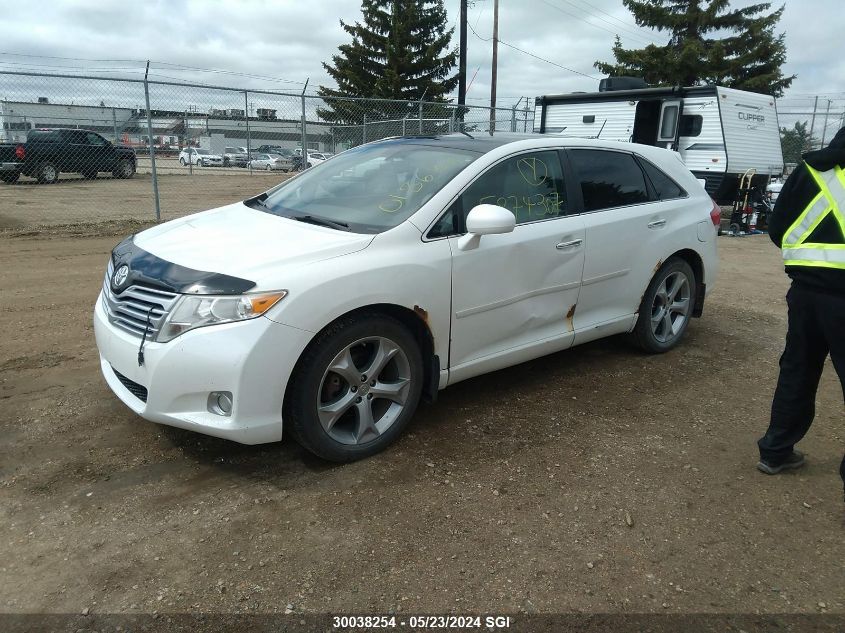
left=444, top=150, right=586, bottom=380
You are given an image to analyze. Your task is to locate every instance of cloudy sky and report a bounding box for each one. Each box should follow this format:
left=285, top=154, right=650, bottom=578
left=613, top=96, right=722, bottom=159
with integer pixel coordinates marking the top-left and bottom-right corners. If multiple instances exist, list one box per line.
left=0, top=0, right=842, bottom=110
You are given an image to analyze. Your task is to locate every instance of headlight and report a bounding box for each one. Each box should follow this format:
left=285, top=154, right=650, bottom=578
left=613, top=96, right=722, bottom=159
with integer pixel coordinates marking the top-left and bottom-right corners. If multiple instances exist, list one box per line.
left=156, top=291, right=287, bottom=342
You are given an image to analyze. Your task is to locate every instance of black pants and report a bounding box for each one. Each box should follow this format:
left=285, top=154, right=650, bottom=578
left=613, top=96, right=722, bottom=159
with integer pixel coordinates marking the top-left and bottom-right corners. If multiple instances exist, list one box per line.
left=758, top=283, right=845, bottom=483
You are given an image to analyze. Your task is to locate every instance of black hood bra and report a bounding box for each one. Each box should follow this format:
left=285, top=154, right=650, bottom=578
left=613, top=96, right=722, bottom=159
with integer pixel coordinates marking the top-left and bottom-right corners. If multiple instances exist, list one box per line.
left=110, top=236, right=256, bottom=295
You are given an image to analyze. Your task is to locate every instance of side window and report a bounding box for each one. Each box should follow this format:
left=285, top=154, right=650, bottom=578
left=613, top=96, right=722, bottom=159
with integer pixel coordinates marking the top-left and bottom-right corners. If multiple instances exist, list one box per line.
left=66, top=130, right=87, bottom=144
left=570, top=149, right=649, bottom=211
left=462, top=151, right=568, bottom=225
left=85, top=133, right=106, bottom=145
left=679, top=114, right=703, bottom=137
left=638, top=158, right=687, bottom=201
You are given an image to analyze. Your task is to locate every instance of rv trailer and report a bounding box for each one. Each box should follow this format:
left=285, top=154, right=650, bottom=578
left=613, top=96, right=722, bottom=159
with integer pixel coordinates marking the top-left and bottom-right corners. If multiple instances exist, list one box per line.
left=535, top=81, right=784, bottom=203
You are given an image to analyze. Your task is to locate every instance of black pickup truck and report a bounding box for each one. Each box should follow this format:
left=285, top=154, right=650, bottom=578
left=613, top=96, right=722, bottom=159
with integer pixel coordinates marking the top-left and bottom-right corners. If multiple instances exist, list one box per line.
left=0, top=128, right=136, bottom=184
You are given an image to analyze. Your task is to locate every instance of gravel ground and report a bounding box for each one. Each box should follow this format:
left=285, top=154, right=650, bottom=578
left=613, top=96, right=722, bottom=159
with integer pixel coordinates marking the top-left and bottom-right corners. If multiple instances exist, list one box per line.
left=1, top=231, right=843, bottom=622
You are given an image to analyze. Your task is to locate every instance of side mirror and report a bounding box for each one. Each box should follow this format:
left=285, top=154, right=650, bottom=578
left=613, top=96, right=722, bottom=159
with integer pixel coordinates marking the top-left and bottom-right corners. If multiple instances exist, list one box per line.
left=457, top=204, right=516, bottom=251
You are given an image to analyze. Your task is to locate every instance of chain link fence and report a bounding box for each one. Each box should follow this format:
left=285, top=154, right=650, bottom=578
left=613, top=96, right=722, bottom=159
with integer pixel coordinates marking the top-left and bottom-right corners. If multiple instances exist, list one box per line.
left=0, top=70, right=533, bottom=230
left=2, top=69, right=842, bottom=231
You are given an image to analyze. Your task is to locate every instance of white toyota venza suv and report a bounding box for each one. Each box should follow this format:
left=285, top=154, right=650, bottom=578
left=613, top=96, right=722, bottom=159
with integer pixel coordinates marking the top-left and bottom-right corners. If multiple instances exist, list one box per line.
left=94, top=134, right=719, bottom=461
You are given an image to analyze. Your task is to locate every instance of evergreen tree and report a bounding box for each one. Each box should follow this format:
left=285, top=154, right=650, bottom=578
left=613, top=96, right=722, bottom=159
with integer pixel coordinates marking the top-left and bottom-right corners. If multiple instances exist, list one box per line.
left=595, top=1, right=795, bottom=97
left=780, top=121, right=816, bottom=165
left=318, top=0, right=458, bottom=131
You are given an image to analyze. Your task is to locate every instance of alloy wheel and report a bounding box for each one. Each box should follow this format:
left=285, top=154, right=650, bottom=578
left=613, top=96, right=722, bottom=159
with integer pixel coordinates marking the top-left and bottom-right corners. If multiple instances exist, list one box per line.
left=317, top=337, right=412, bottom=445
left=650, top=271, right=691, bottom=344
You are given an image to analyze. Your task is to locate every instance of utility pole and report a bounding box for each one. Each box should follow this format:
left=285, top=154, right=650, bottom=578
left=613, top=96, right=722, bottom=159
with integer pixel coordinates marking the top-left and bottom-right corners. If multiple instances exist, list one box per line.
left=458, top=0, right=467, bottom=108
left=489, top=0, right=499, bottom=135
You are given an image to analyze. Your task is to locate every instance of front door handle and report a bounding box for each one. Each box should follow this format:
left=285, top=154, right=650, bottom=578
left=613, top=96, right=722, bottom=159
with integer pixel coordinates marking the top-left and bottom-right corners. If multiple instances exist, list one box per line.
left=648, top=219, right=667, bottom=229
left=556, top=239, right=583, bottom=250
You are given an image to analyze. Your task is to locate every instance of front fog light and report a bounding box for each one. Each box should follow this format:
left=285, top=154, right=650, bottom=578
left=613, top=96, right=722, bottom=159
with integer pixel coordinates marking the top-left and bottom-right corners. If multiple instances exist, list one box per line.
left=208, top=391, right=233, bottom=416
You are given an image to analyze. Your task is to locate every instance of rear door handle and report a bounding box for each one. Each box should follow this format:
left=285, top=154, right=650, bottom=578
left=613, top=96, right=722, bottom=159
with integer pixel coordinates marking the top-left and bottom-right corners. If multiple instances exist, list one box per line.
left=648, top=219, right=667, bottom=229
left=556, top=239, right=583, bottom=250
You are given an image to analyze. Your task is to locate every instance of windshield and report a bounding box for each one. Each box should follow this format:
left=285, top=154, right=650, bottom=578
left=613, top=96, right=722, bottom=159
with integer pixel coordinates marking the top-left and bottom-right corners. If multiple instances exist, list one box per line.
left=247, top=141, right=479, bottom=233
left=196, top=149, right=209, bottom=155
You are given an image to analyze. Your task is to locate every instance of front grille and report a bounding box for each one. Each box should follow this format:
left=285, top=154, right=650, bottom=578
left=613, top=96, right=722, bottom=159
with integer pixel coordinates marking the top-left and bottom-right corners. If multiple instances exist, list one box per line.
left=112, top=367, right=148, bottom=403
left=102, top=259, right=179, bottom=339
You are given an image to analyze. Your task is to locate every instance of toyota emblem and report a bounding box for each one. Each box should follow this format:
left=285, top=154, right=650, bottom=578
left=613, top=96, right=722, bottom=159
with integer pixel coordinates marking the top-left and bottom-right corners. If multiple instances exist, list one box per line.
left=112, top=264, right=130, bottom=288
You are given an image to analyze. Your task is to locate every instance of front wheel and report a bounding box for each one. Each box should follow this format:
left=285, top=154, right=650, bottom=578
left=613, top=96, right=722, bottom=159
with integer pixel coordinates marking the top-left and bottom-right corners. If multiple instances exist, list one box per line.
left=113, top=159, right=135, bottom=179
left=36, top=161, right=59, bottom=184
left=265, top=164, right=271, bottom=171
left=629, top=258, right=696, bottom=353
left=285, top=314, right=424, bottom=462
left=198, top=159, right=205, bottom=167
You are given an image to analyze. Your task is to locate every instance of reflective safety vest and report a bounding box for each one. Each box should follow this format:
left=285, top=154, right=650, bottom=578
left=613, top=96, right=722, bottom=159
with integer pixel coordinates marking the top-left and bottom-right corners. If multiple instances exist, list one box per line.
left=781, top=164, right=845, bottom=269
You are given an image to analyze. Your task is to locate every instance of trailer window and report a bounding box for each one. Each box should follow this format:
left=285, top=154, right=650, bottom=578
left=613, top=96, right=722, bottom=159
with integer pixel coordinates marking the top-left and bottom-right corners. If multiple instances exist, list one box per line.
left=638, top=158, right=687, bottom=201
left=570, top=149, right=649, bottom=211
left=679, top=115, right=703, bottom=137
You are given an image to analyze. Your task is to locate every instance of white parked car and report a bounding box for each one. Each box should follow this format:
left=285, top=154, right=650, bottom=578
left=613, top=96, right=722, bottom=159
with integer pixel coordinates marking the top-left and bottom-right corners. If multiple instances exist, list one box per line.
left=179, top=148, right=223, bottom=167
left=303, top=151, right=330, bottom=168
left=249, top=153, right=290, bottom=171
left=95, top=135, right=718, bottom=461
left=223, top=147, right=249, bottom=167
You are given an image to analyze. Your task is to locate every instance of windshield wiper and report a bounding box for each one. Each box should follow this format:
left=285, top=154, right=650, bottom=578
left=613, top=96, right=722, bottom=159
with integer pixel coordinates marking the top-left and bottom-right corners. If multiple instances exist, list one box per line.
left=291, top=214, right=350, bottom=231
left=245, top=193, right=271, bottom=211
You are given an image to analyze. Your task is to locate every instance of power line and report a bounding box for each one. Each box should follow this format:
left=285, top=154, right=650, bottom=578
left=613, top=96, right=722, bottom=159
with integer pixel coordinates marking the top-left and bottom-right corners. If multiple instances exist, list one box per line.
left=537, top=0, right=657, bottom=47
left=467, top=21, right=598, bottom=80
left=566, top=0, right=663, bottom=42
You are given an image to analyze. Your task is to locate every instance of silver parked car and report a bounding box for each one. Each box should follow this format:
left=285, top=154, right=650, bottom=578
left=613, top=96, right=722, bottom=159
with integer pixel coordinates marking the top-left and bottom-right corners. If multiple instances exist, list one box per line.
left=249, top=153, right=290, bottom=171
left=223, top=147, right=249, bottom=167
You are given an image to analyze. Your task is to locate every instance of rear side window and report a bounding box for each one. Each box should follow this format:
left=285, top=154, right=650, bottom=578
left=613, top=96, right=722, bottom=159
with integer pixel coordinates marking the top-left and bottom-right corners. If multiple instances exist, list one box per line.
left=638, top=158, right=687, bottom=201
left=28, top=130, right=61, bottom=143
left=569, top=149, right=649, bottom=211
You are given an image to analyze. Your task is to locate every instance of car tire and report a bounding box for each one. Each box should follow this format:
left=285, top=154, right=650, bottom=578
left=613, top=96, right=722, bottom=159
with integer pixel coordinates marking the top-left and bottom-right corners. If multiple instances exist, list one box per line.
left=223, top=158, right=229, bottom=167
left=629, top=257, right=696, bottom=354
left=179, top=158, right=186, bottom=166
left=198, top=159, right=205, bottom=167
left=81, top=169, right=98, bottom=180
left=0, top=171, right=20, bottom=184
left=36, top=161, right=59, bottom=184
left=285, top=313, right=424, bottom=462
left=265, top=165, right=272, bottom=171
left=113, top=159, right=135, bottom=179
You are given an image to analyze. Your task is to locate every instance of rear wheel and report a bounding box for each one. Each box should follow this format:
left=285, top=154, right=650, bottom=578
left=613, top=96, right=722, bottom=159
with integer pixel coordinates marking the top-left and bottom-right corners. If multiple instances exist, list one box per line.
left=36, top=161, right=59, bottom=184
left=265, top=164, right=271, bottom=171
left=630, top=257, right=696, bottom=353
left=0, top=171, right=19, bottom=184
left=286, top=314, right=424, bottom=462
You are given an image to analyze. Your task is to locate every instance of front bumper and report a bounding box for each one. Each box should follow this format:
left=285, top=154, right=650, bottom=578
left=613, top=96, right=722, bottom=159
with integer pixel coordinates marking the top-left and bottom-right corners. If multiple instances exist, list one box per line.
left=94, top=295, right=314, bottom=444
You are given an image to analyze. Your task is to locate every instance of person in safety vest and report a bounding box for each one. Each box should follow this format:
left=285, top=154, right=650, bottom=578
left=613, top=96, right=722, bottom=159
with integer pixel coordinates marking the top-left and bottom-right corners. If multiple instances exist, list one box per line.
left=757, top=127, right=845, bottom=498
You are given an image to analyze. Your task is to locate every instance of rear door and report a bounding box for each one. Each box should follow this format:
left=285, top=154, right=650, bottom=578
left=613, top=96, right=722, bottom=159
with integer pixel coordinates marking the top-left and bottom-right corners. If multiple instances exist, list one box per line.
left=566, top=148, right=671, bottom=342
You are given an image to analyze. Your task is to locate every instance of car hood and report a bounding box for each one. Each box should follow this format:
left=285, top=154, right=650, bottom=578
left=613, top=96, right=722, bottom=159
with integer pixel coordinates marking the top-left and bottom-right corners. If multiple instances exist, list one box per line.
left=133, top=202, right=375, bottom=287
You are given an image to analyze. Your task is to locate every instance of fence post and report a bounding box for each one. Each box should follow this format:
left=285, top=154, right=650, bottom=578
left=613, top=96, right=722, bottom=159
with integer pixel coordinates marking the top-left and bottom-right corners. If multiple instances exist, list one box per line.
left=301, top=79, right=309, bottom=169
left=809, top=96, right=819, bottom=150
left=112, top=108, right=118, bottom=142
left=449, top=108, right=455, bottom=133
left=184, top=111, right=193, bottom=176
left=511, top=106, right=516, bottom=132
left=419, top=100, right=423, bottom=134
left=143, top=61, right=161, bottom=223
left=363, top=114, right=367, bottom=144
left=524, top=99, right=530, bottom=132
left=244, top=91, right=252, bottom=175
left=820, top=99, right=832, bottom=146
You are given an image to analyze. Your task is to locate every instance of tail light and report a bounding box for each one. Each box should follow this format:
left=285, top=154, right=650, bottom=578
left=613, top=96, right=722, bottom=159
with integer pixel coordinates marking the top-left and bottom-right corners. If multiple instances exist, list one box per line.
left=15, top=144, right=25, bottom=161
left=710, top=198, right=722, bottom=228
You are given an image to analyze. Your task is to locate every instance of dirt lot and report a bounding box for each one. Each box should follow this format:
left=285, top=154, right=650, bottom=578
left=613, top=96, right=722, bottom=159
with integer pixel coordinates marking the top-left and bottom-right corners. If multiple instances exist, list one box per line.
left=0, top=171, right=289, bottom=230
left=1, top=230, right=844, bottom=622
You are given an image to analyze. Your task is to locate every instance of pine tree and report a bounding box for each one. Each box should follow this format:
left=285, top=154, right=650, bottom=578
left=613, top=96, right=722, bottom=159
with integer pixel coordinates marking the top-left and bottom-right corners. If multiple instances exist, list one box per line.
left=780, top=121, right=816, bottom=165
left=318, top=0, right=458, bottom=129
left=595, top=1, right=795, bottom=97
